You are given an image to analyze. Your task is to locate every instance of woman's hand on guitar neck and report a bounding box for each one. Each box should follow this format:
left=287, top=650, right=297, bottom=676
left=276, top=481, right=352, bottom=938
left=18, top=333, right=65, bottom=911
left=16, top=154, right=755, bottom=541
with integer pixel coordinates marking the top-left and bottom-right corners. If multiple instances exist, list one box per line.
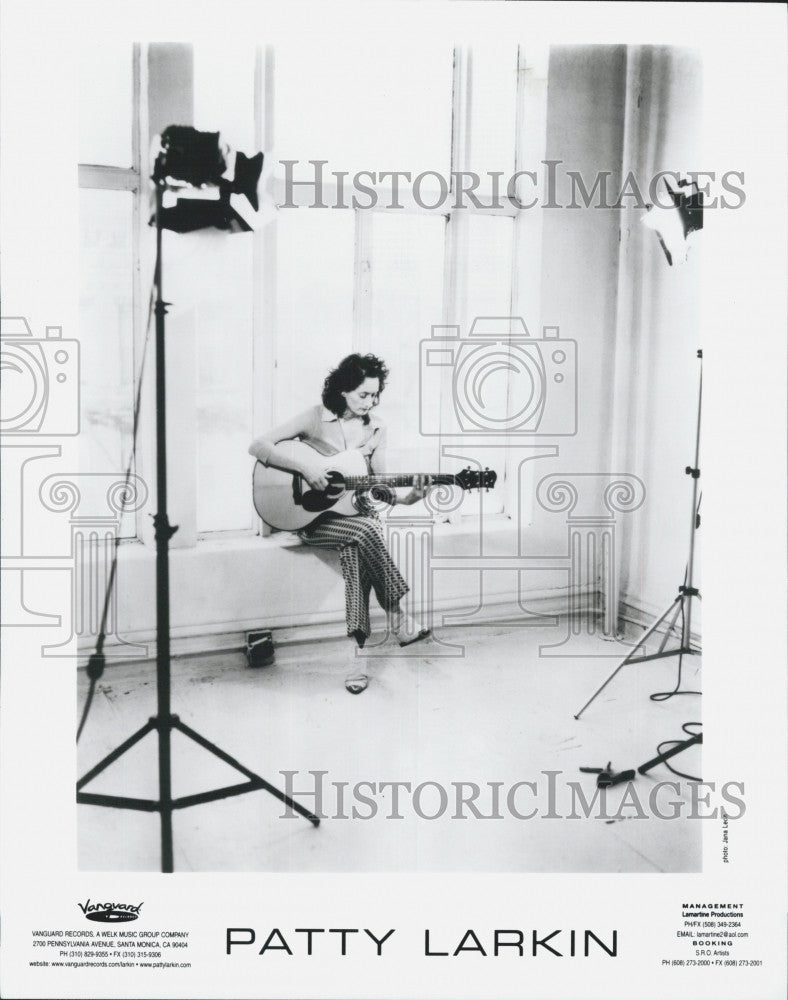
left=399, top=474, right=432, bottom=506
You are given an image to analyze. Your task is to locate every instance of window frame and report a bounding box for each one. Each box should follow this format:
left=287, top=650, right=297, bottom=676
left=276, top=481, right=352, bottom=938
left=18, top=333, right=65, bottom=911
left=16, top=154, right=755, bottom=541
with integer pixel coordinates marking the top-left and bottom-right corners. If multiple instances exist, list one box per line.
left=78, top=42, right=551, bottom=545
left=266, top=44, right=550, bottom=529
left=78, top=42, right=146, bottom=543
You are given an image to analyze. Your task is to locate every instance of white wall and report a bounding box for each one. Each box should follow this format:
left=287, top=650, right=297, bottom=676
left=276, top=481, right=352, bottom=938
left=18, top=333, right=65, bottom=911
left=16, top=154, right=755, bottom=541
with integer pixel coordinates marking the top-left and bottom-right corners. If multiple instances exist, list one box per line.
left=611, top=47, right=703, bottom=628
left=540, top=45, right=627, bottom=477
left=535, top=45, right=702, bottom=637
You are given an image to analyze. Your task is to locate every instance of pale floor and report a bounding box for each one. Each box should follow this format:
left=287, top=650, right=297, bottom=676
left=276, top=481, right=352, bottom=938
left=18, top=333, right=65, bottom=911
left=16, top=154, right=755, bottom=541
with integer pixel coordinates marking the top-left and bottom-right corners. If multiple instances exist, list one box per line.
left=77, top=618, right=703, bottom=873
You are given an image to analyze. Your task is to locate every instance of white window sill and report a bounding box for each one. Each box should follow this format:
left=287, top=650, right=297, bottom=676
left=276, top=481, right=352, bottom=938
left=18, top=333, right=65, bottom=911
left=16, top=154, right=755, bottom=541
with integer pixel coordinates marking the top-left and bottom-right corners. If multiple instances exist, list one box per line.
left=114, top=512, right=520, bottom=562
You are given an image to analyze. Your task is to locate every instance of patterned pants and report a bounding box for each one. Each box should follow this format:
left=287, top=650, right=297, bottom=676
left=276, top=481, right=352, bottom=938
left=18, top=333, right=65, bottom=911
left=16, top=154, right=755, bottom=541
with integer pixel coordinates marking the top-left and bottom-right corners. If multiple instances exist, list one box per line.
left=298, top=509, right=408, bottom=646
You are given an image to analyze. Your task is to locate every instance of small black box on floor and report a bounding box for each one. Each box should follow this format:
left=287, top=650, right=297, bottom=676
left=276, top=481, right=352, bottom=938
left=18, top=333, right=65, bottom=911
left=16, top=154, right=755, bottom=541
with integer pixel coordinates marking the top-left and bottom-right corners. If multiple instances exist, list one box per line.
left=246, top=629, right=275, bottom=668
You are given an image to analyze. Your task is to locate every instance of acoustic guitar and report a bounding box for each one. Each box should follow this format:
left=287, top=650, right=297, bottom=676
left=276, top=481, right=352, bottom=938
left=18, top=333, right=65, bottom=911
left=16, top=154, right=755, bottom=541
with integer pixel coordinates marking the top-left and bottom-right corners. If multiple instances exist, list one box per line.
left=252, top=440, right=497, bottom=531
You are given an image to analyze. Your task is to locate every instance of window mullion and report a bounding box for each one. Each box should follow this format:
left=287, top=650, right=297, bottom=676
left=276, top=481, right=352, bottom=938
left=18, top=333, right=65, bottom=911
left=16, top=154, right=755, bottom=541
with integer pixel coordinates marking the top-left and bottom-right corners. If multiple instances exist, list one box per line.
left=134, top=44, right=158, bottom=549
left=439, top=47, right=472, bottom=516
left=253, top=45, right=274, bottom=536
left=511, top=44, right=549, bottom=327
left=505, top=45, right=550, bottom=525
left=129, top=43, right=144, bottom=543
left=352, top=208, right=374, bottom=350
left=77, top=45, right=144, bottom=542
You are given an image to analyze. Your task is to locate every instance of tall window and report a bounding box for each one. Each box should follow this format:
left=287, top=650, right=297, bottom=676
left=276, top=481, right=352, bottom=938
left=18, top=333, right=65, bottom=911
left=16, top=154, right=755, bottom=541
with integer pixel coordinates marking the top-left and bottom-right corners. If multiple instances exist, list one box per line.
left=272, top=34, right=454, bottom=478
left=270, top=39, right=546, bottom=523
left=192, top=44, right=258, bottom=534
left=78, top=43, right=141, bottom=539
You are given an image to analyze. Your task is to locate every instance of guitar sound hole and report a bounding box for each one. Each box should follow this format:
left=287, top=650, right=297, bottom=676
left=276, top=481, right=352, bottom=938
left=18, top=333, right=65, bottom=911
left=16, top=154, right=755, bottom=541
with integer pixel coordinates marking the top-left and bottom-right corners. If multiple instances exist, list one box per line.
left=301, top=471, right=345, bottom=512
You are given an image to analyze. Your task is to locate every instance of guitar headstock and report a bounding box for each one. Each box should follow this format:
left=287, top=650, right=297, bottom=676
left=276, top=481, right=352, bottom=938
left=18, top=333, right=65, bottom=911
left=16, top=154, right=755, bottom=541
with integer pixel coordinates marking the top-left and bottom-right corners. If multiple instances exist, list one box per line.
left=455, top=466, right=497, bottom=492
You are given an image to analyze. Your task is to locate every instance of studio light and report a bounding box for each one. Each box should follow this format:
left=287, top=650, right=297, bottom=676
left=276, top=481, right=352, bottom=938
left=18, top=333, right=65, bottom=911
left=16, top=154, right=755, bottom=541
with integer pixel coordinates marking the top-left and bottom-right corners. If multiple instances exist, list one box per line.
left=642, top=178, right=704, bottom=266
left=151, top=125, right=264, bottom=233
left=78, top=122, right=317, bottom=875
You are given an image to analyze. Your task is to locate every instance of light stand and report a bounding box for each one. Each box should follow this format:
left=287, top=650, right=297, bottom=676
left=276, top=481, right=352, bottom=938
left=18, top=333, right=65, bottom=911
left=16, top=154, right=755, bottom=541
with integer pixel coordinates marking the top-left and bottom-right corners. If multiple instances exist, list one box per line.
left=574, top=349, right=703, bottom=720
left=77, top=175, right=319, bottom=873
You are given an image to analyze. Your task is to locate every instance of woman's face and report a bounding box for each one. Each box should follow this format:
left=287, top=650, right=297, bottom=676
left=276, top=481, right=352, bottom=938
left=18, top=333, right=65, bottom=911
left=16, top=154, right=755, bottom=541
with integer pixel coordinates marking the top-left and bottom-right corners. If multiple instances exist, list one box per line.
left=342, top=377, right=380, bottom=418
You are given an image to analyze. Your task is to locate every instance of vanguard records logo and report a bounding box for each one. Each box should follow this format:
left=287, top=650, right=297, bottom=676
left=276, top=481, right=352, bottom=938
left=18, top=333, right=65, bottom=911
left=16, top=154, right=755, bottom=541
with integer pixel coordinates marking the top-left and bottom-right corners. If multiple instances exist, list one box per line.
left=78, top=899, right=144, bottom=923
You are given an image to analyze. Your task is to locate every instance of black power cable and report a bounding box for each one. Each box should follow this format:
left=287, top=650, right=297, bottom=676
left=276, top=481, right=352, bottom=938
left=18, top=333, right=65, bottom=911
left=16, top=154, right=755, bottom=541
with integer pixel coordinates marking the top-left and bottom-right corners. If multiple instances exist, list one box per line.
left=648, top=596, right=701, bottom=703
left=648, top=490, right=703, bottom=704
left=652, top=722, right=703, bottom=782
left=645, top=492, right=703, bottom=781
left=77, top=282, right=156, bottom=742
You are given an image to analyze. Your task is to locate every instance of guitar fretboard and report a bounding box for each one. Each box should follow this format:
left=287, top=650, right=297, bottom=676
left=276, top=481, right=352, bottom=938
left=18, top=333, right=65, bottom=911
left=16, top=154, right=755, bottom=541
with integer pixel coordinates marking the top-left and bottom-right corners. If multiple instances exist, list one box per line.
left=344, top=474, right=458, bottom=488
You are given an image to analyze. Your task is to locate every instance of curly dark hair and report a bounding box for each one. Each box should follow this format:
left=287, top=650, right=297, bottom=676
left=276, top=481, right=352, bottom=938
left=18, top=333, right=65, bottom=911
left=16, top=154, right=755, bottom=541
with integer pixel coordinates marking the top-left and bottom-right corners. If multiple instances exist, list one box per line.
left=322, top=353, right=389, bottom=418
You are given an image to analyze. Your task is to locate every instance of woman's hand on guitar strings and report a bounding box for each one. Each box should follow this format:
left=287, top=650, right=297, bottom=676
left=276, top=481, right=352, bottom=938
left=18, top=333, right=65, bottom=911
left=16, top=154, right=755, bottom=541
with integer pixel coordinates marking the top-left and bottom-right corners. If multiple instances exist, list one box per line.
left=300, top=461, right=330, bottom=492
left=400, top=474, right=432, bottom=506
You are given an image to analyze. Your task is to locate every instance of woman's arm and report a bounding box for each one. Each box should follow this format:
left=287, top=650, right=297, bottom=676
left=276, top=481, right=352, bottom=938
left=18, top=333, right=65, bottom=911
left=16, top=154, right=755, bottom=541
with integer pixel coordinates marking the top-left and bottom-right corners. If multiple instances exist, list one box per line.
left=249, top=410, right=330, bottom=491
left=395, top=474, right=431, bottom=506
left=367, top=426, right=387, bottom=475
left=367, top=428, right=429, bottom=506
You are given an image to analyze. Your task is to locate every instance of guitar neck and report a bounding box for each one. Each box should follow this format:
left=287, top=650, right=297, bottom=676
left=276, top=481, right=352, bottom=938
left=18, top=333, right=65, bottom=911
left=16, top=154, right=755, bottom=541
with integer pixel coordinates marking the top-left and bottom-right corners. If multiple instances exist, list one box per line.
left=343, top=473, right=458, bottom=488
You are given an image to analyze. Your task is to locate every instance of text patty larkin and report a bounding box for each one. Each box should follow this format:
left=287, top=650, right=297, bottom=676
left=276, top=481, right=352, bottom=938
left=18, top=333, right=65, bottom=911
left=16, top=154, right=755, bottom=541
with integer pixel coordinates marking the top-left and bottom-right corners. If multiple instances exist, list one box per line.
left=226, top=927, right=618, bottom=959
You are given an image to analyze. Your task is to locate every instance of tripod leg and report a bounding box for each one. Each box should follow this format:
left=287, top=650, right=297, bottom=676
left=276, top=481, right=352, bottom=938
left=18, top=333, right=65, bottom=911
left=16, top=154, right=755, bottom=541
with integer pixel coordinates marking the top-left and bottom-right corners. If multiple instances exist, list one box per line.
left=159, top=722, right=174, bottom=873
left=655, top=598, right=684, bottom=655
left=574, top=595, right=683, bottom=719
left=172, top=718, right=320, bottom=825
left=77, top=718, right=156, bottom=790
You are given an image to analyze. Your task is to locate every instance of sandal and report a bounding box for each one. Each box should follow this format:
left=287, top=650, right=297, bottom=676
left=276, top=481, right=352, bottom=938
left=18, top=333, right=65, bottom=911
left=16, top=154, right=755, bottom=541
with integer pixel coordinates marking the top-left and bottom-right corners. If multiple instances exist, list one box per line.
left=392, top=612, right=431, bottom=647
left=397, top=627, right=431, bottom=648
left=344, top=673, right=369, bottom=695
